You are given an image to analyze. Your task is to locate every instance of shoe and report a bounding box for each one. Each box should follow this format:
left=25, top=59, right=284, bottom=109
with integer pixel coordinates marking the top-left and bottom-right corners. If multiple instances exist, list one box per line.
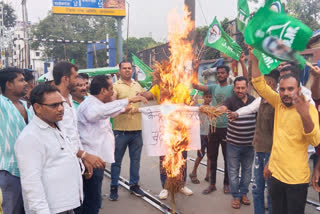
left=109, top=186, right=118, bottom=201
left=180, top=186, right=193, bottom=196
left=130, top=185, right=145, bottom=197
left=158, top=189, right=168, bottom=200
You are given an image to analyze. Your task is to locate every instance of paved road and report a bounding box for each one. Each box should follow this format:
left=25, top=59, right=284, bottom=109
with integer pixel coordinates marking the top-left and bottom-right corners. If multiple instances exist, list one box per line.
left=100, top=148, right=320, bottom=214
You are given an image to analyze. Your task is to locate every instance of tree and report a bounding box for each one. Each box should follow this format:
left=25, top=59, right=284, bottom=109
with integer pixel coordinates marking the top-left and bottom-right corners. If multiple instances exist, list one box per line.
left=194, top=18, right=232, bottom=60
left=123, top=37, right=163, bottom=61
left=3, top=3, right=16, bottom=28
left=31, top=12, right=117, bottom=68
left=247, top=0, right=320, bottom=31
left=286, top=0, right=320, bottom=31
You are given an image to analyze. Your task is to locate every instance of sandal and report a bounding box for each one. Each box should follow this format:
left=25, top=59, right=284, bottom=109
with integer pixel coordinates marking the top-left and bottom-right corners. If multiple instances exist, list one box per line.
left=232, top=198, right=241, bottom=209
left=189, top=173, right=200, bottom=184
left=204, top=176, right=209, bottom=182
left=241, top=195, right=251, bottom=205
left=202, top=185, right=217, bottom=195
left=223, top=185, right=231, bottom=194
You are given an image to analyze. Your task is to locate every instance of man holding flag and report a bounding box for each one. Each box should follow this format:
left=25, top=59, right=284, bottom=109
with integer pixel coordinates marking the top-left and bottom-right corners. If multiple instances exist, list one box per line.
left=250, top=48, right=320, bottom=214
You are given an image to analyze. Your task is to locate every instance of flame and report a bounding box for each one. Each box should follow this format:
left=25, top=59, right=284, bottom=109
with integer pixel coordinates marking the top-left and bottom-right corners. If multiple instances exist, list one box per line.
left=157, top=6, right=196, bottom=180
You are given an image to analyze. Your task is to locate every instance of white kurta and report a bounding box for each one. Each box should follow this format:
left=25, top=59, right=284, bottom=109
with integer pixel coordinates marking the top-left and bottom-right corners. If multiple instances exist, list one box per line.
left=77, top=95, right=128, bottom=163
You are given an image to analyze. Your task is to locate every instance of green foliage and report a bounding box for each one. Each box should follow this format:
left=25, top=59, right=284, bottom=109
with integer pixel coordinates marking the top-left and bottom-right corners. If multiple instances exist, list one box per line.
left=123, top=37, right=163, bottom=61
left=286, top=0, right=320, bottom=31
left=31, top=12, right=117, bottom=68
left=3, top=3, right=16, bottom=28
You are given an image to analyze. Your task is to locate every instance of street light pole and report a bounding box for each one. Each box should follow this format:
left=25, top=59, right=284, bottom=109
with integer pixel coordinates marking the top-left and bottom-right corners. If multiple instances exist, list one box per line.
left=21, top=0, right=30, bottom=68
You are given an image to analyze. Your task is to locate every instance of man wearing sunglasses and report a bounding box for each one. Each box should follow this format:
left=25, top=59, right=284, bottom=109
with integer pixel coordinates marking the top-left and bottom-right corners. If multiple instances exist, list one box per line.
left=15, top=84, right=83, bottom=214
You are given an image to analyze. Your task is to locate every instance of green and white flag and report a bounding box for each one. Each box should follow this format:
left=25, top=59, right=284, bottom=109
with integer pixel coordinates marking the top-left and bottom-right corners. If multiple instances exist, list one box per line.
left=237, top=0, right=250, bottom=34
left=265, top=0, right=285, bottom=14
left=245, top=7, right=312, bottom=68
left=205, top=17, right=242, bottom=61
left=253, top=49, right=280, bottom=74
left=132, top=54, right=153, bottom=90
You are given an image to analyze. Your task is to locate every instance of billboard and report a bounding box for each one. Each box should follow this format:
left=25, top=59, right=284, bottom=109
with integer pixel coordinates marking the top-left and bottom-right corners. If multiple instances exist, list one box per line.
left=52, top=0, right=126, bottom=17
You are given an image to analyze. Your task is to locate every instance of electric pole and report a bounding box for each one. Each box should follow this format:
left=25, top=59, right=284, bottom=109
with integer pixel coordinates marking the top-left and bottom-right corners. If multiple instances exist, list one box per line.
left=184, top=0, right=196, bottom=46
left=0, top=2, right=4, bottom=68
left=22, top=0, right=30, bottom=68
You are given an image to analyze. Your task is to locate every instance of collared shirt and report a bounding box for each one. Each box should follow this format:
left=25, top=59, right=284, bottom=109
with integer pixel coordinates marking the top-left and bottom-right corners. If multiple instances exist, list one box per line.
left=58, top=94, right=83, bottom=155
left=113, top=79, right=145, bottom=131
left=253, top=76, right=320, bottom=184
left=77, top=95, right=128, bottom=163
left=72, top=96, right=87, bottom=110
left=15, top=115, right=83, bottom=214
left=224, top=94, right=256, bottom=146
left=0, top=95, right=33, bottom=177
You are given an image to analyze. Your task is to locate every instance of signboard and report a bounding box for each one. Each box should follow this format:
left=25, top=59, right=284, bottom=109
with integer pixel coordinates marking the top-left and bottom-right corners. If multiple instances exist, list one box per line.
left=52, top=0, right=126, bottom=17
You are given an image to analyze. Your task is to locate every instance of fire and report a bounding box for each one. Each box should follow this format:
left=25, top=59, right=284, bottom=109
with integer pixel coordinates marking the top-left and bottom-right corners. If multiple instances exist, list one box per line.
left=156, top=5, right=195, bottom=193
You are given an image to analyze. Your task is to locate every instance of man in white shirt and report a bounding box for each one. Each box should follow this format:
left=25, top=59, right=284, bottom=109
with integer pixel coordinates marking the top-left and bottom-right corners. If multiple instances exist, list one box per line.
left=52, top=62, right=106, bottom=178
left=15, top=84, right=83, bottom=214
left=77, top=75, right=147, bottom=213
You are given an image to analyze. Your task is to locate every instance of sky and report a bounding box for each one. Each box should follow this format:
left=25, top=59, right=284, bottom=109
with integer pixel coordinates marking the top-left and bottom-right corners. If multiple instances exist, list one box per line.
left=6, top=0, right=244, bottom=42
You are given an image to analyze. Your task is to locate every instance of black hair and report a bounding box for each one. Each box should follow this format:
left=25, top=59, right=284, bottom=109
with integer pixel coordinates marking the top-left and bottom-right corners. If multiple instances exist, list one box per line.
left=89, top=75, right=112, bottom=95
left=203, top=91, right=212, bottom=96
left=53, top=61, right=78, bottom=86
left=217, top=65, right=230, bottom=73
left=30, top=84, right=60, bottom=106
left=234, top=76, right=248, bottom=86
left=78, top=73, right=89, bottom=80
left=279, top=73, right=300, bottom=87
left=24, top=71, right=34, bottom=82
left=265, top=69, right=280, bottom=83
left=0, top=67, right=24, bottom=93
left=280, top=65, right=299, bottom=76
left=119, top=61, right=132, bottom=69
left=284, top=61, right=298, bottom=67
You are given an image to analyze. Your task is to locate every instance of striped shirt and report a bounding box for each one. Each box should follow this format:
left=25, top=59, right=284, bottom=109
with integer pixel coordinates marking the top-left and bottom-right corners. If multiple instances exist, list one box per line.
left=0, top=95, right=33, bottom=177
left=224, top=94, right=256, bottom=146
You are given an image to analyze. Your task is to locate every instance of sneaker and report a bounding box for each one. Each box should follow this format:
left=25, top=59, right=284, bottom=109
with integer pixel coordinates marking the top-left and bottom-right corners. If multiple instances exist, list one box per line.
left=109, top=186, right=119, bottom=201
left=158, top=189, right=168, bottom=200
left=130, top=185, right=145, bottom=197
left=180, top=186, right=193, bottom=196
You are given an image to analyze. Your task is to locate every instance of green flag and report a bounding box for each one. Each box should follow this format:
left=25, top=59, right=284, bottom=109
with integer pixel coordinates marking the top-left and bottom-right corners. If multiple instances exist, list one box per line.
left=237, top=0, right=250, bottom=34
left=132, top=54, right=153, bottom=90
left=253, top=49, right=280, bottom=74
left=205, top=17, right=242, bottom=61
left=265, top=0, right=285, bottom=14
left=245, top=7, right=312, bottom=68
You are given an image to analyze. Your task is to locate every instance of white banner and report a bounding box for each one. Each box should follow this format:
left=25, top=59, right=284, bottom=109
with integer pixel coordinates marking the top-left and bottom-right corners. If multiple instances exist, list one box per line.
left=139, top=105, right=201, bottom=156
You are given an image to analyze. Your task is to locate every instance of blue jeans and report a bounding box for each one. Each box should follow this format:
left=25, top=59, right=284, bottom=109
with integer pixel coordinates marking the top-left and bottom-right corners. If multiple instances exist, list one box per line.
left=76, top=168, right=104, bottom=214
left=252, top=152, right=272, bottom=214
left=111, top=131, right=143, bottom=187
left=227, top=143, right=254, bottom=199
left=159, top=151, right=187, bottom=189
left=0, top=170, right=24, bottom=214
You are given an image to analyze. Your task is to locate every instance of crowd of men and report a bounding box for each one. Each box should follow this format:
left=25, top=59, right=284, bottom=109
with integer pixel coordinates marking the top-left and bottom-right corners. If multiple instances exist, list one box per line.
left=0, top=46, right=320, bottom=214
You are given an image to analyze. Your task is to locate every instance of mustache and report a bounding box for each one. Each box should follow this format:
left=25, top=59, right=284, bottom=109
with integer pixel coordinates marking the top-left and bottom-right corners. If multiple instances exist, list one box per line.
left=282, top=95, right=291, bottom=100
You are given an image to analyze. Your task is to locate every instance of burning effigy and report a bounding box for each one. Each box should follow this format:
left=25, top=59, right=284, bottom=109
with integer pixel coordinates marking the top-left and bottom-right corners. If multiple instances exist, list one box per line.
left=139, top=5, right=223, bottom=213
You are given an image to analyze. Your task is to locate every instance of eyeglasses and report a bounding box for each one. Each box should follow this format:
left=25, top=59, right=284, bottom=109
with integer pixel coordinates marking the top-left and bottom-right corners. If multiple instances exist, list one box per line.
left=39, top=101, right=66, bottom=108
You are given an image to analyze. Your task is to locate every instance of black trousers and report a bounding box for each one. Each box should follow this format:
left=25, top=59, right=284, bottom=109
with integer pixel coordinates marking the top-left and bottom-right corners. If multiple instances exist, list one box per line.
left=207, top=127, right=228, bottom=185
left=269, top=176, right=308, bottom=214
